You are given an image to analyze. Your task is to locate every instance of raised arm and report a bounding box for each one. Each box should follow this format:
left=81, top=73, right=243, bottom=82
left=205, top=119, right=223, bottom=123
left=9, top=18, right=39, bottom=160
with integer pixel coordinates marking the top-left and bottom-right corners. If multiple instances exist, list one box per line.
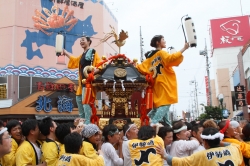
left=61, top=49, right=81, bottom=69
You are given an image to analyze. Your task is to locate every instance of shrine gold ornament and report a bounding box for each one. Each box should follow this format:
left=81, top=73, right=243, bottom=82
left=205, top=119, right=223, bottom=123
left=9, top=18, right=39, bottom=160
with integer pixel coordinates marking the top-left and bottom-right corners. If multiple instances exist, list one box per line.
left=114, top=68, right=127, bottom=78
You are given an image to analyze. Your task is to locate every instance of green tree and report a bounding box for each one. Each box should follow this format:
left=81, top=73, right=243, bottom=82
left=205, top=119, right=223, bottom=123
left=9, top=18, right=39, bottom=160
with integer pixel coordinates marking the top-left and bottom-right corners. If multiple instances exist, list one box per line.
left=198, top=106, right=223, bottom=120
left=198, top=113, right=208, bottom=120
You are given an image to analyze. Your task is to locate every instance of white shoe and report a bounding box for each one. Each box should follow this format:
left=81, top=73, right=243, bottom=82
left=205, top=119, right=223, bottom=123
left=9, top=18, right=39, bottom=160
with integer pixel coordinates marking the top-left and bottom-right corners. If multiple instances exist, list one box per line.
left=151, top=123, right=164, bottom=134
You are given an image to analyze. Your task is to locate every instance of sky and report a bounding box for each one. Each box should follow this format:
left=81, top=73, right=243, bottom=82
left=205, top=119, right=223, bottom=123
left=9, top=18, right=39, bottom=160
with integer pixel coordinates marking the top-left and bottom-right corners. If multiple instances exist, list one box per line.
left=104, top=0, right=250, bottom=117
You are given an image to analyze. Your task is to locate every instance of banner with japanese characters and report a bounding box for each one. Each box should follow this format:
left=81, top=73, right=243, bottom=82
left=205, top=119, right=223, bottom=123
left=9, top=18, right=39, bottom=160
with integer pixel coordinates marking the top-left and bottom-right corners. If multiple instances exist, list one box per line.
left=210, top=16, right=250, bottom=49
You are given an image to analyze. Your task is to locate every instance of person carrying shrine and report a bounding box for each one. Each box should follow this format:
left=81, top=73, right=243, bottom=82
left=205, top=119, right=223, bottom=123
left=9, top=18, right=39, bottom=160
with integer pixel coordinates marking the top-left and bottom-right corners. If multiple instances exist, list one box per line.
left=63, top=36, right=101, bottom=124
left=157, top=127, right=244, bottom=166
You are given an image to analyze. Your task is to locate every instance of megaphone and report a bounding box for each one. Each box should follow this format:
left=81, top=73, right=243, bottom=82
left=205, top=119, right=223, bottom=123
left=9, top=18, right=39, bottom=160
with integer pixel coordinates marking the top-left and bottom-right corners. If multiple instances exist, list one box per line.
left=55, top=32, right=66, bottom=56
left=181, top=15, right=197, bottom=47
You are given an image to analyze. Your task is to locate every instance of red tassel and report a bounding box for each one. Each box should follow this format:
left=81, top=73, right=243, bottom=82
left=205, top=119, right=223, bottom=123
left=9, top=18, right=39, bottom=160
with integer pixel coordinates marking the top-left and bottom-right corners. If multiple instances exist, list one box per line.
left=140, top=97, right=149, bottom=126
left=146, top=87, right=153, bottom=109
left=82, top=84, right=92, bottom=104
left=89, top=97, right=99, bottom=124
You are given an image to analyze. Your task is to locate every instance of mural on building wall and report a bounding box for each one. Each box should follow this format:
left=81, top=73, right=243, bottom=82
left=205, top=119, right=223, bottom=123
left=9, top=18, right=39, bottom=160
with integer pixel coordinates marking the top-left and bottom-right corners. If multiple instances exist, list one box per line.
left=0, top=0, right=118, bottom=78
left=0, top=64, right=78, bottom=80
left=21, top=0, right=97, bottom=60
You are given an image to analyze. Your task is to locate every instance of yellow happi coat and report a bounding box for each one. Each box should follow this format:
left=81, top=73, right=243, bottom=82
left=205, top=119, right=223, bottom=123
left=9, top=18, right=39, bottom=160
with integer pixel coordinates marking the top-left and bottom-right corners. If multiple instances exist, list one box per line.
left=171, top=144, right=243, bottom=166
left=128, top=136, right=164, bottom=166
left=137, top=50, right=183, bottom=108
left=41, top=139, right=60, bottom=166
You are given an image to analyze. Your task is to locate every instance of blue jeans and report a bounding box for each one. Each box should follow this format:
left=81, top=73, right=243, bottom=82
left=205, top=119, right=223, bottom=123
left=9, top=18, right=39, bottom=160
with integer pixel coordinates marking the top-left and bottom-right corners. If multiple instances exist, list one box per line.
left=147, top=105, right=171, bottom=126
left=75, top=87, right=92, bottom=124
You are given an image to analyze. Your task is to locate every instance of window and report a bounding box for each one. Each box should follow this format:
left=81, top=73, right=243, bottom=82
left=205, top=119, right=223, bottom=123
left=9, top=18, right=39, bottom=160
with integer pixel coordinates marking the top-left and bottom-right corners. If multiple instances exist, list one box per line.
left=0, top=84, right=7, bottom=99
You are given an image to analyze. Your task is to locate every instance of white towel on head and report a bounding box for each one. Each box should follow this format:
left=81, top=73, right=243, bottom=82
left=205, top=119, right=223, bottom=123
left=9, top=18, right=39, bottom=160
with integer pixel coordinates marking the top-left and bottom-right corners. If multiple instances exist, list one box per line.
left=230, top=121, right=240, bottom=129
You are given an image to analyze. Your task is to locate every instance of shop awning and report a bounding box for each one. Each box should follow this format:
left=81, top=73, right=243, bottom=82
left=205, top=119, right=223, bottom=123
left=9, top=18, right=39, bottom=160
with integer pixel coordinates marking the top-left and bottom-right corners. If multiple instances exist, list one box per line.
left=35, top=114, right=79, bottom=121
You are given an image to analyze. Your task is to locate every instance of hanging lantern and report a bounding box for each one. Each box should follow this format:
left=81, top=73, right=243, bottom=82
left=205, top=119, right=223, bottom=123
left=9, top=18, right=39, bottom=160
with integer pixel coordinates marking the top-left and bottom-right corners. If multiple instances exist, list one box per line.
left=55, top=33, right=65, bottom=56
left=181, top=15, right=197, bottom=47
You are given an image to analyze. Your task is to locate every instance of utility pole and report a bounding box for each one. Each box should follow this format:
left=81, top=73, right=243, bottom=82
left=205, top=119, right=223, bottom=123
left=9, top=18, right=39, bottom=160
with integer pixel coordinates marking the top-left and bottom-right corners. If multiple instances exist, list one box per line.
left=195, top=80, right=199, bottom=118
left=190, top=80, right=199, bottom=119
left=140, top=26, right=144, bottom=63
left=200, top=39, right=212, bottom=106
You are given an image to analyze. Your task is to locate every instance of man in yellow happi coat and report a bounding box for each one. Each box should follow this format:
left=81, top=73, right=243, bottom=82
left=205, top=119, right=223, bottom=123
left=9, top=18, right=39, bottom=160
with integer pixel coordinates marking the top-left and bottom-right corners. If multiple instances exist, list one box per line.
left=63, top=36, right=101, bottom=124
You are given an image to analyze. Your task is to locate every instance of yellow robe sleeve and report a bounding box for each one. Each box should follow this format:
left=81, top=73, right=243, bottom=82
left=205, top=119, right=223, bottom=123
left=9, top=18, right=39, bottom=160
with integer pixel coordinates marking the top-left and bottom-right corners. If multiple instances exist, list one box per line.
left=93, top=52, right=102, bottom=69
left=239, top=141, right=250, bottom=158
left=1, top=138, right=18, bottom=166
left=136, top=59, right=152, bottom=75
left=79, top=142, right=99, bottom=159
left=161, top=51, right=184, bottom=67
left=223, top=138, right=250, bottom=158
left=67, top=55, right=82, bottom=69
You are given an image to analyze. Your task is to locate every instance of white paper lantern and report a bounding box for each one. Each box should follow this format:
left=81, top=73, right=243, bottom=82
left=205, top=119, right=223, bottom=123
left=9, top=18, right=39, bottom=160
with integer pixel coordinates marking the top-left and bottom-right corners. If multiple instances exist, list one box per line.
left=55, top=34, right=64, bottom=56
left=184, top=17, right=197, bottom=47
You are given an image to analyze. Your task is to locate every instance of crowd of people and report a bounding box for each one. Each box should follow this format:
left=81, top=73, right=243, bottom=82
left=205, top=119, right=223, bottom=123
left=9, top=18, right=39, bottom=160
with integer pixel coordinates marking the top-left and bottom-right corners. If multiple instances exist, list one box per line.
left=0, top=117, right=250, bottom=166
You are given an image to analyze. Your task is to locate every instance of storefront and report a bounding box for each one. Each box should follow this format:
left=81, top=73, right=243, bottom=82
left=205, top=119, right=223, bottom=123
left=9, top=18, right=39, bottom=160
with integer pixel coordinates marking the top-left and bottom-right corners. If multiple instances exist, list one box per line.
left=0, top=77, right=88, bottom=123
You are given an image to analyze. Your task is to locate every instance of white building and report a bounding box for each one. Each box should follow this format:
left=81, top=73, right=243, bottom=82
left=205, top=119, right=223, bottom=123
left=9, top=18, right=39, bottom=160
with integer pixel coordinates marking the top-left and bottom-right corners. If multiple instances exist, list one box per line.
left=209, top=15, right=250, bottom=119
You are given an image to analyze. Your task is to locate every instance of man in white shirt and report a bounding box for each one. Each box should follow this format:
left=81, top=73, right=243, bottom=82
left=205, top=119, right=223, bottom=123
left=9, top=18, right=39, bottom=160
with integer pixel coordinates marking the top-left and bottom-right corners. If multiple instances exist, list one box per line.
left=170, top=121, right=199, bottom=157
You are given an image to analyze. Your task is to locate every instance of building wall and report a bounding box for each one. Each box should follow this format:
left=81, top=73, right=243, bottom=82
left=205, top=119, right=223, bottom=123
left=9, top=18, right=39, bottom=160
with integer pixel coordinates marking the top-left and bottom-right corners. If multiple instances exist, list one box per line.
left=216, top=68, right=233, bottom=118
left=243, top=47, right=250, bottom=90
left=212, top=47, right=242, bottom=117
left=213, top=47, right=242, bottom=93
left=0, top=0, right=118, bottom=74
left=0, top=0, right=119, bottom=103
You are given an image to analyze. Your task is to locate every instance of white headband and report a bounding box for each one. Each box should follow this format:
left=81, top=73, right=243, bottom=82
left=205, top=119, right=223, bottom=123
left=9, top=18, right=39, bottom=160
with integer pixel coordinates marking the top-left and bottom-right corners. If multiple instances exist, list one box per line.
left=200, top=133, right=224, bottom=141
left=0, top=127, right=7, bottom=135
left=123, top=124, right=136, bottom=141
left=173, top=126, right=187, bottom=133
